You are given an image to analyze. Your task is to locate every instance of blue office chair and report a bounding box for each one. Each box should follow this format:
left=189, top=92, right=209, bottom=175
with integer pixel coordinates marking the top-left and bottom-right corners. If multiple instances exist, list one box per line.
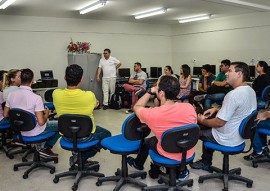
left=96, top=113, right=151, bottom=191
left=143, top=124, right=199, bottom=191
left=9, top=108, right=58, bottom=179
left=44, top=88, right=57, bottom=120
left=257, top=85, right=270, bottom=109
left=53, top=114, right=104, bottom=191
left=252, top=127, right=270, bottom=168
left=198, top=110, right=258, bottom=191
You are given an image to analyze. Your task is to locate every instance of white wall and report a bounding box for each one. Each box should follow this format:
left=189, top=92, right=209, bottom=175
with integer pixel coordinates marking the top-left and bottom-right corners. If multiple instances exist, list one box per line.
left=171, top=12, right=270, bottom=75
left=0, top=15, right=172, bottom=88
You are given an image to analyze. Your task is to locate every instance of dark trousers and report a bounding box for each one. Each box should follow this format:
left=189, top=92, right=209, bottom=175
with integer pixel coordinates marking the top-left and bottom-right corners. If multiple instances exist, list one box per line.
left=189, top=91, right=204, bottom=111
left=199, top=125, right=218, bottom=165
left=135, top=136, right=158, bottom=168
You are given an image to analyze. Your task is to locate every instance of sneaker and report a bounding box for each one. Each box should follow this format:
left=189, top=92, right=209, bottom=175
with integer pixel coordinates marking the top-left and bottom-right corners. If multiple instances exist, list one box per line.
left=189, top=160, right=211, bottom=171
left=127, top=156, right=144, bottom=171
left=243, top=151, right=265, bottom=161
left=135, top=89, right=143, bottom=96
left=178, top=169, right=190, bottom=181
left=39, top=147, right=58, bottom=158
left=125, top=109, right=133, bottom=114
left=103, top=105, right=109, bottom=110
left=194, top=94, right=206, bottom=102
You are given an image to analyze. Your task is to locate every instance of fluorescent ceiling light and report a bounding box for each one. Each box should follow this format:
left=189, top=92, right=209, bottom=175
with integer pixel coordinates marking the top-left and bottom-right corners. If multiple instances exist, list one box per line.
left=0, top=0, right=16, bottom=9
left=222, top=0, right=270, bottom=10
left=134, top=8, right=167, bottom=19
left=79, top=0, right=107, bottom=15
left=179, top=14, right=211, bottom=23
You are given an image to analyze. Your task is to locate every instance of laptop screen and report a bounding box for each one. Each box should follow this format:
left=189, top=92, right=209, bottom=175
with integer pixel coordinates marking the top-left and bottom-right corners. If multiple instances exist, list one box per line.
left=40, top=70, right=54, bottom=80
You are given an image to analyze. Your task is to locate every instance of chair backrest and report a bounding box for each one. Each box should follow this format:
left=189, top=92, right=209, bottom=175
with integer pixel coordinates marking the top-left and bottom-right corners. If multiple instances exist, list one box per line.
left=58, top=114, right=93, bottom=139
left=9, top=109, right=37, bottom=141
left=161, top=124, right=200, bottom=154
left=261, top=85, right=270, bottom=101
left=239, top=110, right=258, bottom=139
left=122, top=113, right=151, bottom=141
left=44, top=88, right=55, bottom=102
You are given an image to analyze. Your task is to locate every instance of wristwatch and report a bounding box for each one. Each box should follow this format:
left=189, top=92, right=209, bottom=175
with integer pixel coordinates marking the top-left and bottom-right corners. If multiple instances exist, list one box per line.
left=147, top=88, right=155, bottom=95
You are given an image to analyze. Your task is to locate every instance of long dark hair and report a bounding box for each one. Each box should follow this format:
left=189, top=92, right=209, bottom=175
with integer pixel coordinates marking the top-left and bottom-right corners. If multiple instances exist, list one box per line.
left=165, top=65, right=174, bottom=74
left=182, top=64, right=190, bottom=79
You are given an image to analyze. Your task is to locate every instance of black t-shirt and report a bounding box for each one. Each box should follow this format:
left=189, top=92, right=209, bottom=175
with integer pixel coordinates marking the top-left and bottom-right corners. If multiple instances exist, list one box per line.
left=252, top=74, right=270, bottom=97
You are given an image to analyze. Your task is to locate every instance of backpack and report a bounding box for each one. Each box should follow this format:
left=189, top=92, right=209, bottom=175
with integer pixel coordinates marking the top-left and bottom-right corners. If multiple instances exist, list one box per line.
left=121, top=91, right=132, bottom=108
left=109, top=93, right=122, bottom=110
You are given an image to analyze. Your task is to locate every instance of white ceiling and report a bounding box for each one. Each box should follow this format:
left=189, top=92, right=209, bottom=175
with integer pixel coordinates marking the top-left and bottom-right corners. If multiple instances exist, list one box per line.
left=0, top=0, right=270, bottom=24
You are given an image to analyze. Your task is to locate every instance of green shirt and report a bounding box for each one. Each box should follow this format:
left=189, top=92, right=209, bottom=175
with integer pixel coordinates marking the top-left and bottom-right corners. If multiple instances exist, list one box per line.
left=215, top=72, right=233, bottom=91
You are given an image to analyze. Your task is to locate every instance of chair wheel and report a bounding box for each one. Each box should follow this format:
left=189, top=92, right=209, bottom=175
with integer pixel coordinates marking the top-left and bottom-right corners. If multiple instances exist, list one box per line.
left=7, top=154, right=14, bottom=159
left=54, top=158, right=58, bottom=163
left=247, top=183, right=253, bottom=188
left=198, top=179, right=203, bottom=183
left=13, top=166, right=18, bottom=171
left=53, top=177, right=59, bottom=183
left=115, top=168, right=121, bottom=176
left=94, top=166, right=100, bottom=172
left=22, top=158, right=28, bottom=162
left=187, top=183, right=193, bottom=187
left=236, top=171, right=241, bottom=175
left=72, top=184, right=78, bottom=191
left=141, top=173, right=147, bottom=179
left=23, top=174, right=28, bottom=179
left=252, top=162, right=258, bottom=168
left=50, top=169, right=55, bottom=174
left=158, top=178, right=163, bottom=184
left=96, top=181, right=102, bottom=186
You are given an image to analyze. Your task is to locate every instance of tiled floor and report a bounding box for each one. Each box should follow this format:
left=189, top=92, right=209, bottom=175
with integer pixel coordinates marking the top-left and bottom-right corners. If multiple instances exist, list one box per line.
left=0, top=108, right=269, bottom=191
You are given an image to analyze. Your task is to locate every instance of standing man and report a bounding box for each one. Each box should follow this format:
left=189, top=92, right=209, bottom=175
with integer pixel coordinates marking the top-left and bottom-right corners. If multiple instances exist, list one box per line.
left=190, top=62, right=257, bottom=171
left=123, top=62, right=147, bottom=114
left=127, top=76, right=197, bottom=180
left=97, top=49, right=121, bottom=110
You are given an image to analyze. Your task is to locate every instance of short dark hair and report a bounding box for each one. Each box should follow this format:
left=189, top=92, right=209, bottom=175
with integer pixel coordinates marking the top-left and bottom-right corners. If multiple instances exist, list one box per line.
left=20, top=68, right=33, bottom=84
left=65, top=64, right=83, bottom=86
left=202, top=64, right=212, bottom=73
left=165, top=65, right=174, bottom=74
left=221, top=59, right=231, bottom=66
left=104, top=48, right=111, bottom=53
left=158, top=76, right=180, bottom=100
left=134, top=62, right=142, bottom=68
left=231, top=62, right=249, bottom=82
left=257, top=61, right=268, bottom=73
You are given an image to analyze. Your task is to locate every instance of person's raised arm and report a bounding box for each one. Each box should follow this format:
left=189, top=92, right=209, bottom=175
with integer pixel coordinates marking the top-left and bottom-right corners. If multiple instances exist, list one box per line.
left=35, top=108, right=49, bottom=126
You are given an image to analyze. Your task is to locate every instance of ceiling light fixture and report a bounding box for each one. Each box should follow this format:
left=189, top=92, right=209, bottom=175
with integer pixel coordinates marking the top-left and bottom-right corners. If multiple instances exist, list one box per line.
left=79, top=0, right=107, bottom=15
left=178, top=14, right=211, bottom=23
left=134, top=8, right=167, bottom=19
left=0, top=0, right=16, bottom=9
left=222, top=0, right=270, bottom=10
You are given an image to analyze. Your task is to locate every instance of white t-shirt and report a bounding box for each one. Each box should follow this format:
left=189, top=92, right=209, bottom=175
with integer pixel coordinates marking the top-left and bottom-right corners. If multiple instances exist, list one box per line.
left=3, top=86, right=20, bottom=101
left=98, top=56, right=120, bottom=78
left=130, top=71, right=148, bottom=89
left=212, top=85, right=257, bottom=146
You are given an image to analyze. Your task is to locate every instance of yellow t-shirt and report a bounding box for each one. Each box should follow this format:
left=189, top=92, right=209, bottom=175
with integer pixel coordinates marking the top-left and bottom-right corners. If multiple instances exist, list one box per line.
left=53, top=88, right=96, bottom=133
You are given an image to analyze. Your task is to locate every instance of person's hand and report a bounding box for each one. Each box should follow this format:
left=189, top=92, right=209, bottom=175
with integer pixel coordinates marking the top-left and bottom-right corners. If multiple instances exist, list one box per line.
left=255, top=112, right=269, bottom=123
left=204, top=72, right=210, bottom=78
left=197, top=113, right=207, bottom=124
left=203, top=108, right=217, bottom=118
left=151, top=86, right=158, bottom=94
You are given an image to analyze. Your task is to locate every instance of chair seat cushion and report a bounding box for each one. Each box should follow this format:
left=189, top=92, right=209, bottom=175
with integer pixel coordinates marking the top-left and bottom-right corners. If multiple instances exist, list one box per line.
left=0, top=123, right=10, bottom=130
left=60, top=138, right=99, bottom=150
left=204, top=141, right=245, bottom=153
left=18, top=132, right=55, bottom=143
left=44, top=102, right=54, bottom=110
left=101, top=134, right=141, bottom=153
left=258, top=128, right=270, bottom=135
left=149, top=149, right=195, bottom=165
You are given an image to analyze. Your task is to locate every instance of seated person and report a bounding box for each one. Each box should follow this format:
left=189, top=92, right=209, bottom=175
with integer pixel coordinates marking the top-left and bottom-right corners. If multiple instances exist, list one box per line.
left=177, top=64, right=192, bottom=100
left=53, top=64, right=111, bottom=164
left=123, top=62, right=147, bottom=114
left=127, top=76, right=197, bottom=180
left=2, top=69, right=21, bottom=101
left=4, top=68, right=59, bottom=157
left=244, top=110, right=270, bottom=160
left=195, top=59, right=233, bottom=110
left=190, top=62, right=257, bottom=171
left=0, top=70, right=9, bottom=125
left=252, top=61, right=270, bottom=106
left=189, top=64, right=215, bottom=114
left=153, top=65, right=178, bottom=106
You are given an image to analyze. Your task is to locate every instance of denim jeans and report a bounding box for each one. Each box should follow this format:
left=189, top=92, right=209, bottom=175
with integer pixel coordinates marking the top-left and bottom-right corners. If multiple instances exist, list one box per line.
left=253, top=120, right=270, bottom=153
left=63, top=125, right=111, bottom=161
left=204, top=93, right=225, bottom=110
left=41, top=121, right=60, bottom=148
